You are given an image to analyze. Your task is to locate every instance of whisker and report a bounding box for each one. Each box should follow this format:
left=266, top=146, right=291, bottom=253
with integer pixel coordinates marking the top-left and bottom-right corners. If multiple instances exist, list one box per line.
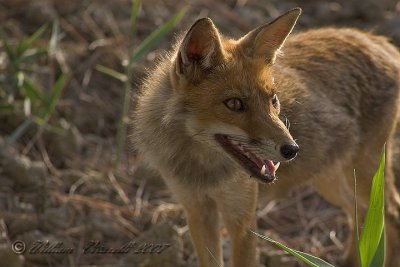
left=279, top=113, right=291, bottom=130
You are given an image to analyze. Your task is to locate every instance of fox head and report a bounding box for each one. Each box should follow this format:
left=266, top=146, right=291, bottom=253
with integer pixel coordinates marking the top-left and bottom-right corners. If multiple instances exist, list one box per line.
left=169, top=8, right=301, bottom=183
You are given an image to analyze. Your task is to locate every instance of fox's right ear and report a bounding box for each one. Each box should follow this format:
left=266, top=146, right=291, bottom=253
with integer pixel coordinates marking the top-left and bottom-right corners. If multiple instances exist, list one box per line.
left=175, top=18, right=225, bottom=82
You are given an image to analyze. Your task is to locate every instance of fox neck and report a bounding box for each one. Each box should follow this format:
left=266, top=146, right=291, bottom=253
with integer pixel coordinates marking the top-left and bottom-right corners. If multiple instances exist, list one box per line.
left=134, top=62, right=241, bottom=189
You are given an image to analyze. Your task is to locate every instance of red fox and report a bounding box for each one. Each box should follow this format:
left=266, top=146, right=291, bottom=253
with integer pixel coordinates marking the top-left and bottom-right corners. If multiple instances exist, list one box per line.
left=131, top=8, right=400, bottom=267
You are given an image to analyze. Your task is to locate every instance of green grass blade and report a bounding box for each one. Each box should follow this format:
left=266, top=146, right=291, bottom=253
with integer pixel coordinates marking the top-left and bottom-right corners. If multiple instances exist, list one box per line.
left=16, top=24, right=47, bottom=56
left=130, top=0, right=140, bottom=36
left=17, top=71, right=24, bottom=87
left=4, top=117, right=33, bottom=146
left=359, top=147, right=385, bottom=267
left=19, top=48, right=48, bottom=63
left=370, top=229, right=385, bottom=267
left=0, top=30, right=17, bottom=69
left=0, top=103, right=14, bottom=113
left=130, top=6, right=187, bottom=63
left=353, top=170, right=362, bottom=267
left=22, top=77, right=45, bottom=107
left=39, top=74, right=66, bottom=119
left=24, top=97, right=31, bottom=116
left=252, top=231, right=335, bottom=267
left=49, top=20, right=60, bottom=55
left=95, top=65, right=127, bottom=82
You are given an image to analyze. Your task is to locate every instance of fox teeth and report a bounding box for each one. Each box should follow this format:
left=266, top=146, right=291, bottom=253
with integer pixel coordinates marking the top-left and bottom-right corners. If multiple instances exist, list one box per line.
left=261, top=165, right=267, bottom=176
left=275, top=162, right=280, bottom=170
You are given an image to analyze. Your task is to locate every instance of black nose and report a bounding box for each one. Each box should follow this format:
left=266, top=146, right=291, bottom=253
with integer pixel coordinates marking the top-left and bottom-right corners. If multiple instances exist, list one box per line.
left=280, top=144, right=299, bottom=160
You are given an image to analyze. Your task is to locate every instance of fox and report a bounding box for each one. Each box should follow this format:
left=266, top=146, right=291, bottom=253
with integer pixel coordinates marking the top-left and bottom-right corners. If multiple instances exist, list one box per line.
left=131, top=7, right=400, bottom=267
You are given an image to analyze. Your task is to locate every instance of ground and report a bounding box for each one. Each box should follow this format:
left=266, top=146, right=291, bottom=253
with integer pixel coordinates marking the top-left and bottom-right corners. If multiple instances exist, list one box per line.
left=1, top=0, right=400, bottom=267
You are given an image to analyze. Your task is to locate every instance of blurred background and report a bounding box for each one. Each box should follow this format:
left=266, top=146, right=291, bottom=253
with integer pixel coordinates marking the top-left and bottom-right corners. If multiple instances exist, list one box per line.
left=1, top=0, right=400, bottom=266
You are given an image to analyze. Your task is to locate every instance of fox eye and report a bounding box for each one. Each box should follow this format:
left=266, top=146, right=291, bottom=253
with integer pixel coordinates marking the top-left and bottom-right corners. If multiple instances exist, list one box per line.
left=224, top=98, right=245, bottom=112
left=272, top=94, right=279, bottom=107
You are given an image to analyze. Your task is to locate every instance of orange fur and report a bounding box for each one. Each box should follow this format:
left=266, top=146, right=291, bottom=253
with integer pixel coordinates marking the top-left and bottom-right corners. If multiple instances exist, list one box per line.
left=132, top=8, right=400, bottom=267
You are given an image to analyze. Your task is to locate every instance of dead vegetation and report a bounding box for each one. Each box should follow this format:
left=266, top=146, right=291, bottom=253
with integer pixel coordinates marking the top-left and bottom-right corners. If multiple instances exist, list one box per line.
left=1, top=0, right=400, bottom=266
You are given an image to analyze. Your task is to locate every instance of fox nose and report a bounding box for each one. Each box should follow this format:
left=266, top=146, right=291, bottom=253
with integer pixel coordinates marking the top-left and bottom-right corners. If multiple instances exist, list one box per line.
left=280, top=144, right=299, bottom=160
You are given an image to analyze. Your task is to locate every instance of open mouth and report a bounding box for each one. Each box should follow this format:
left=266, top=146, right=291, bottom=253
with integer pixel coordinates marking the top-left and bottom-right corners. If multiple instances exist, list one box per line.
left=215, top=134, right=280, bottom=183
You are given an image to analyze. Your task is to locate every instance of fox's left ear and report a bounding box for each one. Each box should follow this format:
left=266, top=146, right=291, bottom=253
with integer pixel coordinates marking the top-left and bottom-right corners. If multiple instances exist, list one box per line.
left=240, top=8, right=301, bottom=64
left=175, top=18, right=225, bottom=82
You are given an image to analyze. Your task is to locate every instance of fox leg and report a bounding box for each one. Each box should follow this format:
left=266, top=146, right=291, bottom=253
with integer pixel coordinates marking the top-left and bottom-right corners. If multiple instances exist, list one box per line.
left=221, top=212, right=258, bottom=267
left=352, top=144, right=400, bottom=267
left=218, top=179, right=259, bottom=267
left=311, top=164, right=361, bottom=267
left=313, top=145, right=400, bottom=267
left=183, top=197, right=223, bottom=267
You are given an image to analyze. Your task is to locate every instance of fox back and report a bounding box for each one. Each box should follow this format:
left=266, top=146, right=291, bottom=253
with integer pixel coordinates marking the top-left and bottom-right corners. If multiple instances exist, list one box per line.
left=131, top=9, right=400, bottom=267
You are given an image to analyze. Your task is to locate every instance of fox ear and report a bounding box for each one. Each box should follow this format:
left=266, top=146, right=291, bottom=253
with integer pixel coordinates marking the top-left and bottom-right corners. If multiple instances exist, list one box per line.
left=240, top=8, right=301, bottom=64
left=176, top=18, right=225, bottom=81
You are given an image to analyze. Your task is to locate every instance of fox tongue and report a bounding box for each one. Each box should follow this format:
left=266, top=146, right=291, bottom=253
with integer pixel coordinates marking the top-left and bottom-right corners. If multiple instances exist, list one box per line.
left=265, top=160, right=276, bottom=174
left=249, top=152, right=264, bottom=169
left=249, top=152, right=274, bottom=175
